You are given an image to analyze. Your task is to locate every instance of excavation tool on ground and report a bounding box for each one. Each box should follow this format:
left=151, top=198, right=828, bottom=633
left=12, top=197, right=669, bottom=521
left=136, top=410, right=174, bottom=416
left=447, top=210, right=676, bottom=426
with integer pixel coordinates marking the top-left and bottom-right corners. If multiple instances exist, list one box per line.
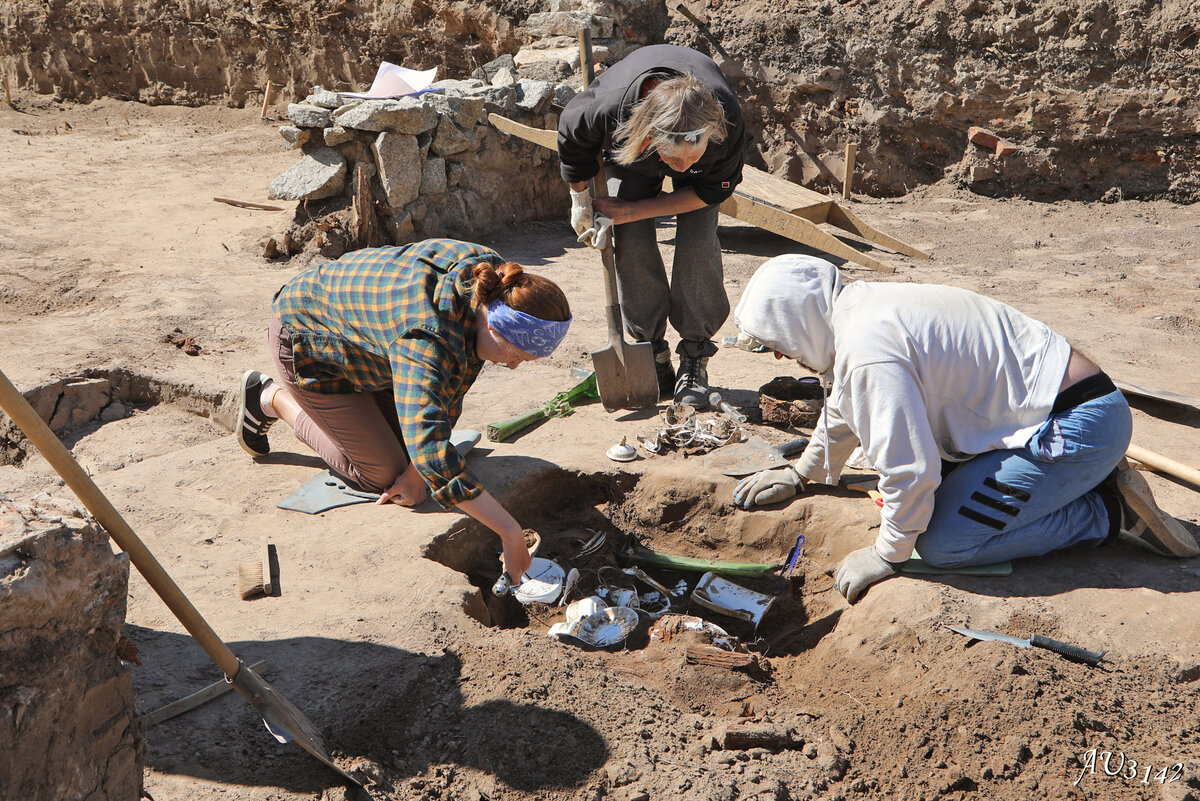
left=577, top=29, right=660, bottom=411
left=0, top=368, right=367, bottom=793
left=946, top=624, right=1106, bottom=666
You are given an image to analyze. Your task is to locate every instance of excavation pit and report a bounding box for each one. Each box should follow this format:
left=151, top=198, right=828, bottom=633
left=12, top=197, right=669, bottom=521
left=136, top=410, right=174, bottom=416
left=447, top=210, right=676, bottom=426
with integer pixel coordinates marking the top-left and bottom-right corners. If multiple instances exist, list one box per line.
left=423, top=468, right=818, bottom=654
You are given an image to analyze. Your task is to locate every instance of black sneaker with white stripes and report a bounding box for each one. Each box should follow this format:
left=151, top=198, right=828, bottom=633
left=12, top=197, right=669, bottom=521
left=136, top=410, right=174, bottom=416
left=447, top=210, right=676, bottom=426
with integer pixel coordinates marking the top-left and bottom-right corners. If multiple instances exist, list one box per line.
left=237, top=369, right=276, bottom=457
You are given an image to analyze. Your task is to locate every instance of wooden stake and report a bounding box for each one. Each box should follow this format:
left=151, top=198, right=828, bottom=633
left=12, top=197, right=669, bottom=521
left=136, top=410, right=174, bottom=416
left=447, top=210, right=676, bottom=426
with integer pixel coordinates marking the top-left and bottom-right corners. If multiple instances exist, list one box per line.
left=213, top=196, right=283, bottom=211
left=260, top=79, right=274, bottom=120
left=842, top=142, right=857, bottom=199
left=4, top=73, right=12, bottom=107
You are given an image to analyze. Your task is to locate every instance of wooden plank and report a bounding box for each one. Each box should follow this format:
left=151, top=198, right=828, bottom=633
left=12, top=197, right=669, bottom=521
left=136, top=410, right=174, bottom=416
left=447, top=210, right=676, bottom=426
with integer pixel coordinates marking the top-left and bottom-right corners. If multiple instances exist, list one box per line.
left=1115, top=380, right=1200, bottom=414
left=736, top=166, right=833, bottom=221
left=142, top=659, right=269, bottom=728
left=488, top=112, right=558, bottom=150
left=842, top=142, right=857, bottom=199
left=826, top=203, right=932, bottom=260
left=719, top=193, right=894, bottom=273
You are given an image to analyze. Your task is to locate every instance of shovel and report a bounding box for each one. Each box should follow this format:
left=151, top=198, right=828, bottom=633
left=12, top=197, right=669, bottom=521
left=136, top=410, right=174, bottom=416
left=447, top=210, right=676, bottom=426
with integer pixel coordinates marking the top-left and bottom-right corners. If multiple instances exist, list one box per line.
left=579, top=30, right=660, bottom=412
left=0, top=368, right=366, bottom=791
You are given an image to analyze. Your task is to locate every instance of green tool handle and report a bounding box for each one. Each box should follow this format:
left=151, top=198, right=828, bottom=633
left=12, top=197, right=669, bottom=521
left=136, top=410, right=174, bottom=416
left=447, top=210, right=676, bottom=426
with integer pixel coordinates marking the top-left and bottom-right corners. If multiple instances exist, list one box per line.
left=0, top=367, right=241, bottom=679
left=1030, top=634, right=1106, bottom=665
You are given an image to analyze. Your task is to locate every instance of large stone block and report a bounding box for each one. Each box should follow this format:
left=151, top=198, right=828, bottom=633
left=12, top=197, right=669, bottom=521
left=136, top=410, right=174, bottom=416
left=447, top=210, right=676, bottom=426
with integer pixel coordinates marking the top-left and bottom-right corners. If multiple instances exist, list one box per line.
left=288, top=103, right=332, bottom=129
left=334, top=97, right=438, bottom=134
left=517, top=79, right=557, bottom=113
left=426, top=93, right=487, bottom=128
left=0, top=497, right=142, bottom=801
left=431, top=116, right=472, bottom=157
left=421, top=157, right=448, bottom=197
left=525, top=11, right=614, bottom=39
left=372, top=132, right=422, bottom=209
left=268, top=147, right=347, bottom=200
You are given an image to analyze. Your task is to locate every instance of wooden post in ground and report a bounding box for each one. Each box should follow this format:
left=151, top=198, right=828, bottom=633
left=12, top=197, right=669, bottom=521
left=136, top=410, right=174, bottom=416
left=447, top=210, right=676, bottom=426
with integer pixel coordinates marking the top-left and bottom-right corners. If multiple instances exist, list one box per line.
left=3, top=72, right=13, bottom=107
left=260, top=79, right=274, bottom=119
left=842, top=142, right=857, bottom=199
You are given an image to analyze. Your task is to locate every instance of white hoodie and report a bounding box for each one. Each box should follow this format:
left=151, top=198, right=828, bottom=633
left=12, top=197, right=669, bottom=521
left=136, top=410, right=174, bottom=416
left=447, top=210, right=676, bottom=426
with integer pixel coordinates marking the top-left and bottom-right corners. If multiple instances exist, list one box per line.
left=734, top=255, right=1070, bottom=562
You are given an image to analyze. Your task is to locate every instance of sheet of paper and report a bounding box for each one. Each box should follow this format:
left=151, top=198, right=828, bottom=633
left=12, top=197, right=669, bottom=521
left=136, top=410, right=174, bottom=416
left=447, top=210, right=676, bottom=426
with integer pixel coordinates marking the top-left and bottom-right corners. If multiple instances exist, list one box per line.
left=339, top=62, right=439, bottom=99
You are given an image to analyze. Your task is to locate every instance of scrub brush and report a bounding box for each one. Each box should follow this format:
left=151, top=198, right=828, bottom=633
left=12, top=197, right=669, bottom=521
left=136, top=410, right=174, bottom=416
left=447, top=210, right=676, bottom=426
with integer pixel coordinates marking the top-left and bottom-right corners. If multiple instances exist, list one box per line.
left=237, top=538, right=274, bottom=600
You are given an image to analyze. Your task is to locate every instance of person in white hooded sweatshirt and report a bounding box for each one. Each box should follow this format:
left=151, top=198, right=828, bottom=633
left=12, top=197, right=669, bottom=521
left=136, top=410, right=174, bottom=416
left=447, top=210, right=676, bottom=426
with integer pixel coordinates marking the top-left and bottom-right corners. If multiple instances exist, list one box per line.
left=732, top=254, right=1199, bottom=603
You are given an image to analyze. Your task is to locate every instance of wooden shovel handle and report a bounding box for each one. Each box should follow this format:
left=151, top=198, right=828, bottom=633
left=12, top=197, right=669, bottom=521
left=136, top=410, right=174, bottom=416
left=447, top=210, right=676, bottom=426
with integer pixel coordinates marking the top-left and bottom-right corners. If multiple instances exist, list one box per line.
left=0, top=368, right=240, bottom=677
left=578, top=29, right=623, bottom=344
left=1126, top=443, right=1200, bottom=490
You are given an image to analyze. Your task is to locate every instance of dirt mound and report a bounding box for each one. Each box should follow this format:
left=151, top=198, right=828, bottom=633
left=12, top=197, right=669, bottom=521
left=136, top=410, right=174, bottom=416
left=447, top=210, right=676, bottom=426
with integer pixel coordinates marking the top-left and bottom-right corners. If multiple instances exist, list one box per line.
left=3, top=0, right=1196, bottom=200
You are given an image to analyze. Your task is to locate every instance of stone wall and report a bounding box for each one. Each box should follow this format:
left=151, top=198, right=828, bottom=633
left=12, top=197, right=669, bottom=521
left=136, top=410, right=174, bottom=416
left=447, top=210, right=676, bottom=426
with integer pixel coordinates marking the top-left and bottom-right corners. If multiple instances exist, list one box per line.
left=0, top=496, right=143, bottom=800
left=262, top=49, right=593, bottom=259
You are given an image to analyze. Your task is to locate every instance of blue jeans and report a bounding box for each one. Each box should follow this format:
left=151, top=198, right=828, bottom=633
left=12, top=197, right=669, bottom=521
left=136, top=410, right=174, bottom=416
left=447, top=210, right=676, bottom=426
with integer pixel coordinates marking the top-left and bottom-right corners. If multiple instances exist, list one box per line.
left=915, top=390, right=1132, bottom=567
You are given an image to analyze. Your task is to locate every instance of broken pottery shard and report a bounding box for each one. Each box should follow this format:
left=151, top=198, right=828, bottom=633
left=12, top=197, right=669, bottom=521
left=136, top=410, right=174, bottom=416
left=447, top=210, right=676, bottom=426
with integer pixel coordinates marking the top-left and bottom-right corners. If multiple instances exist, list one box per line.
left=287, top=103, right=332, bottom=129
left=372, top=132, right=421, bottom=209
left=268, top=147, right=346, bottom=200
left=335, top=97, right=437, bottom=134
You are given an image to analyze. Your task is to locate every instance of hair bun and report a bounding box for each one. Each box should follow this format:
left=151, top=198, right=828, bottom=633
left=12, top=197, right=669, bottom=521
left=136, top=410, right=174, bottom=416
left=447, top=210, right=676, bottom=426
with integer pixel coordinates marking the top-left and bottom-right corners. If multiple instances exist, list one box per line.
left=498, top=262, right=526, bottom=288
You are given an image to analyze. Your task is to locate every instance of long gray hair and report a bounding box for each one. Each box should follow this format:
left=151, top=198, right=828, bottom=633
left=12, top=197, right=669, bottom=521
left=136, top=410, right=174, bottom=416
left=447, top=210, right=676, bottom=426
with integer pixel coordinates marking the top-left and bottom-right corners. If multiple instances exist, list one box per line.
left=612, top=73, right=728, bottom=166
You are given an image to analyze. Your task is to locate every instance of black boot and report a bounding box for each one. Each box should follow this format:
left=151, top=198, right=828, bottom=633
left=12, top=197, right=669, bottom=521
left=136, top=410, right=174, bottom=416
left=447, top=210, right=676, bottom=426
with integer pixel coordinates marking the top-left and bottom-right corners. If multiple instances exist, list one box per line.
left=653, top=340, right=674, bottom=401
left=674, top=340, right=718, bottom=408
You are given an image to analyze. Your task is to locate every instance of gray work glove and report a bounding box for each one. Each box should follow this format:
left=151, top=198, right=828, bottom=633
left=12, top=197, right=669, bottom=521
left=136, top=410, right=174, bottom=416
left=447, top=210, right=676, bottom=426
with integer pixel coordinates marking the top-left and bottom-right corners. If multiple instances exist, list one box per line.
left=569, top=188, right=595, bottom=237
left=834, top=546, right=898, bottom=603
left=733, top=465, right=802, bottom=509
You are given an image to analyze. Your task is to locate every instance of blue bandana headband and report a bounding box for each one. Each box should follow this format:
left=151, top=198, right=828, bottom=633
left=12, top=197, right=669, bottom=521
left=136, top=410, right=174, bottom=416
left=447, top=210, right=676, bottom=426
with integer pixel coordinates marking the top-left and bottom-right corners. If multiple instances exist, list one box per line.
left=486, top=299, right=571, bottom=358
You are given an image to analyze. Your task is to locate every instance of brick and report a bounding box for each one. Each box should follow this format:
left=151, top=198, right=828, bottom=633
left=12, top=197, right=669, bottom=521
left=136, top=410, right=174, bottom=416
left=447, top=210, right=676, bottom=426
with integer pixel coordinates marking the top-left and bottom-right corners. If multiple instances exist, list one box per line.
left=970, top=164, right=996, bottom=182
left=967, top=126, right=1000, bottom=150
left=995, top=140, right=1020, bottom=157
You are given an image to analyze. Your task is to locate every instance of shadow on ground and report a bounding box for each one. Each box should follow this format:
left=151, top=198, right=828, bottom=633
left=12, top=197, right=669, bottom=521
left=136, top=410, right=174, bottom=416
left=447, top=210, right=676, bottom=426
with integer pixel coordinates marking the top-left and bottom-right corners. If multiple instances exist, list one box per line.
left=128, top=627, right=608, bottom=795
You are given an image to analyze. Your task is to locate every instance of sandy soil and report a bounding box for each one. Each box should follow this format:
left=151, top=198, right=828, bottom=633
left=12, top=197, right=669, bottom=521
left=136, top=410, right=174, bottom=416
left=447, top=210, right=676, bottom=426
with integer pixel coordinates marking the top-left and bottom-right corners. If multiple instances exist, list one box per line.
left=2, top=92, right=1199, bottom=801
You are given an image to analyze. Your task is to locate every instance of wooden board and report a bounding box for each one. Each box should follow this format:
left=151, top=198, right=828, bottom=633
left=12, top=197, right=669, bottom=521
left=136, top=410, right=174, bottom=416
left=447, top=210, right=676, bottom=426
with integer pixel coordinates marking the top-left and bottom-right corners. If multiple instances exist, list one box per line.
left=1115, top=380, right=1200, bottom=413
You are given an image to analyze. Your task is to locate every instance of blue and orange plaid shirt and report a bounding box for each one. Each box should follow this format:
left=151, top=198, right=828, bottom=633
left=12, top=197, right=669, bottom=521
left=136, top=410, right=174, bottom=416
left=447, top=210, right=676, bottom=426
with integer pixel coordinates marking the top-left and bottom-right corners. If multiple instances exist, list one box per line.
left=273, top=239, right=500, bottom=508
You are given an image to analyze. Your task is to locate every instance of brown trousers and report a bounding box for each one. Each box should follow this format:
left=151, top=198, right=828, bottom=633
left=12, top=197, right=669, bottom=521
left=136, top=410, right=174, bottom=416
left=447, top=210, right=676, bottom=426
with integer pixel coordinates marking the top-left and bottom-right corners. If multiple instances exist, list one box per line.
left=269, top=316, right=408, bottom=492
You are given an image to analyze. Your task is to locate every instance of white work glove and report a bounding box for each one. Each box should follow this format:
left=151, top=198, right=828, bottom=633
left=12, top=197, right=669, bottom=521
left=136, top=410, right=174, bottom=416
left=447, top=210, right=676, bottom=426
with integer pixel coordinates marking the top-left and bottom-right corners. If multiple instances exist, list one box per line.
left=583, top=214, right=614, bottom=250
left=569, top=188, right=594, bottom=237
left=733, top=465, right=802, bottom=509
left=834, top=546, right=897, bottom=603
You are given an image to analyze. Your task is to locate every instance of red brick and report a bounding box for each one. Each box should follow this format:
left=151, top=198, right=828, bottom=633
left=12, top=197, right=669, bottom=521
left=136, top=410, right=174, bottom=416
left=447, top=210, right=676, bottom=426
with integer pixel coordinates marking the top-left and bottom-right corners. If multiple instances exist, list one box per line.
left=995, top=141, right=1020, bottom=157
left=967, top=126, right=1000, bottom=150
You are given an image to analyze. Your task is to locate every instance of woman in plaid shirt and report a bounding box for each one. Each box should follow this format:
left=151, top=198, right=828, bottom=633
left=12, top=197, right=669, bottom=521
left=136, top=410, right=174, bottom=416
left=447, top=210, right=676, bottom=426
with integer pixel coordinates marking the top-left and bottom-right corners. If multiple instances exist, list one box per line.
left=236, top=238, right=572, bottom=581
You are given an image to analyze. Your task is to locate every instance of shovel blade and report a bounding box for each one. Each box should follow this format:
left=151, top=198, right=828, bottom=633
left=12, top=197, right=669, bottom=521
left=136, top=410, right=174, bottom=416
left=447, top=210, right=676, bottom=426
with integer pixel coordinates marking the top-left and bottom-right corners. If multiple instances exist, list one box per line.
left=229, top=661, right=366, bottom=788
left=590, top=340, right=659, bottom=411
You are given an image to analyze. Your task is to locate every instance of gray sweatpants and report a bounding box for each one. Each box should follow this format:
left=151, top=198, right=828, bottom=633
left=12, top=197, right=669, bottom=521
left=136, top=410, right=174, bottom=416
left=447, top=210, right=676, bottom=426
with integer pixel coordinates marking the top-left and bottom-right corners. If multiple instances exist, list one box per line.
left=606, top=165, right=728, bottom=358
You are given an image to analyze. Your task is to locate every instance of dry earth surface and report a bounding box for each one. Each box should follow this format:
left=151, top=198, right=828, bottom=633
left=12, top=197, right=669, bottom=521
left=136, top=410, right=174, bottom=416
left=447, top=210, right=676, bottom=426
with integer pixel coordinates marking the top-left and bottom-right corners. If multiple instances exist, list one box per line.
left=2, top=91, right=1200, bottom=801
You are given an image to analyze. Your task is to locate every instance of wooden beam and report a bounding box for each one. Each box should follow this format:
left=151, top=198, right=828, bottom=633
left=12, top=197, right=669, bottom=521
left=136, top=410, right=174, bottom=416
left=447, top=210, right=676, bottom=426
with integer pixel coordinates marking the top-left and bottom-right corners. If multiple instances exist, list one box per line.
left=826, top=203, right=931, bottom=260
left=489, top=112, right=558, bottom=149
left=213, top=197, right=284, bottom=211
left=260, top=79, right=274, bottom=120
left=720, top=193, right=894, bottom=273
left=842, top=142, right=857, bottom=199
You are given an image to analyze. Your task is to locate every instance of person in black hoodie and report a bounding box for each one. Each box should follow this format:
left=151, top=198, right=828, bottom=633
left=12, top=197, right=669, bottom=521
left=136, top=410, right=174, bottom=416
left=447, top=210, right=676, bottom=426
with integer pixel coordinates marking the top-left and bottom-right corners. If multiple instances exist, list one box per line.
left=558, top=44, right=746, bottom=408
